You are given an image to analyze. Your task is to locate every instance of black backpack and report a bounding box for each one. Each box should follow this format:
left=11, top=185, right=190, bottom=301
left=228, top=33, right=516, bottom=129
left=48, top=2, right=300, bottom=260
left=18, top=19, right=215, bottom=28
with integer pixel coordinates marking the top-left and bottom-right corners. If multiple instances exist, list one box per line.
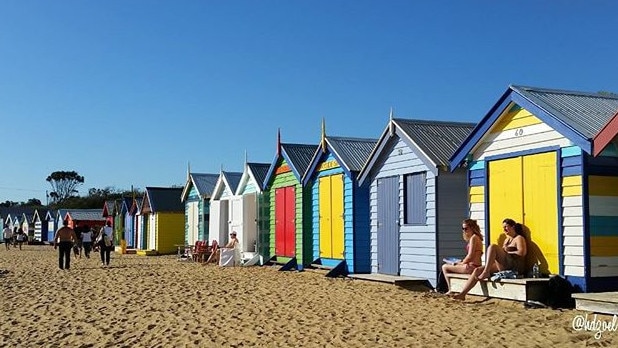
left=544, top=275, right=575, bottom=309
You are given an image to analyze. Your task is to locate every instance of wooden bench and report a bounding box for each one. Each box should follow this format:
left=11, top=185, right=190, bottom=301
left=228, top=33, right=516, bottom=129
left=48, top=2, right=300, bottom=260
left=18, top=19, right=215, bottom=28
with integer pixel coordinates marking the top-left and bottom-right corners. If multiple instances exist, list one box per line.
left=446, top=273, right=550, bottom=302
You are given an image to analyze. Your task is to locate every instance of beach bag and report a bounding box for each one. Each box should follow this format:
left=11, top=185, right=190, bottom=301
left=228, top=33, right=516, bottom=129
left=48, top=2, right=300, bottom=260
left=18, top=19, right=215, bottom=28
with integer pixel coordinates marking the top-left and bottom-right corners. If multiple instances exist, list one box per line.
left=435, top=270, right=449, bottom=293
left=544, top=275, right=575, bottom=309
left=103, top=234, right=112, bottom=247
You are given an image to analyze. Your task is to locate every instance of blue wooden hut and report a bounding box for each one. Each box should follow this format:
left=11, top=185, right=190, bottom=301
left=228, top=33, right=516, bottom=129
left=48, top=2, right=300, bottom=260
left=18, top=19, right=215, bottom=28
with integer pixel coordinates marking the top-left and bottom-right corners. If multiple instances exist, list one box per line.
left=450, top=85, right=618, bottom=292
left=118, top=197, right=135, bottom=248
left=180, top=172, right=219, bottom=246
left=302, top=125, right=377, bottom=274
left=358, top=117, right=474, bottom=286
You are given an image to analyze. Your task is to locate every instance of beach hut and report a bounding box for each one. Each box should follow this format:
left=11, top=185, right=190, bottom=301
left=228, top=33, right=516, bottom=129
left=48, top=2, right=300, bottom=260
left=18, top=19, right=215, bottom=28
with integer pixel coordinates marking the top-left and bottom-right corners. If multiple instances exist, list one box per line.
left=209, top=171, right=243, bottom=247
left=117, top=197, right=134, bottom=247
left=33, top=209, right=50, bottom=242
left=263, top=132, right=318, bottom=269
left=358, top=117, right=475, bottom=286
left=180, top=172, right=219, bottom=246
left=234, top=161, right=271, bottom=261
left=449, top=85, right=618, bottom=292
left=302, top=124, right=377, bottom=274
left=131, top=197, right=145, bottom=250
left=65, top=209, right=106, bottom=232
left=46, top=210, right=57, bottom=242
left=139, top=187, right=185, bottom=255
left=21, top=210, right=35, bottom=241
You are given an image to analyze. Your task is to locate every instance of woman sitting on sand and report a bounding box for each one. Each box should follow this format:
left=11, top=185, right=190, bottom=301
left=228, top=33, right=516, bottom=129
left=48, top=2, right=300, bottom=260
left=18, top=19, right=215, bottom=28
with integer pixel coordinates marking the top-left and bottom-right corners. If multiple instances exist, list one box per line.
left=452, top=218, right=527, bottom=301
left=441, top=218, right=483, bottom=294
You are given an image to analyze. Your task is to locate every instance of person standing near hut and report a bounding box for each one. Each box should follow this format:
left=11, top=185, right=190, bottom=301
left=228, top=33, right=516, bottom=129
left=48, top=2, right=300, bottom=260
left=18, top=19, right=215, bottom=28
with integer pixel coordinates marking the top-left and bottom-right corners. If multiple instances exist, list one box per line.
left=15, top=228, right=26, bottom=250
left=2, top=225, right=12, bottom=250
left=97, top=221, right=114, bottom=267
left=53, top=220, right=78, bottom=270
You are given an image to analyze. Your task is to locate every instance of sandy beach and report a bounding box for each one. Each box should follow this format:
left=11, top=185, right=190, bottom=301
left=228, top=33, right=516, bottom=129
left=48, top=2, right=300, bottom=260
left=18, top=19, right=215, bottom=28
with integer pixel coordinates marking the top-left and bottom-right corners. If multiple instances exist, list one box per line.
left=1, top=245, right=615, bottom=347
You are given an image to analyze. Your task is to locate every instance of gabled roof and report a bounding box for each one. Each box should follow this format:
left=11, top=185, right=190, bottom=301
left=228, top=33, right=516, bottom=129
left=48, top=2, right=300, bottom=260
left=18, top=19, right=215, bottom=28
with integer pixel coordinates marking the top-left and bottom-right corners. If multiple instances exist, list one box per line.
left=180, top=173, right=219, bottom=202
left=130, top=197, right=143, bottom=215
left=359, top=118, right=475, bottom=183
left=33, top=209, right=47, bottom=222
left=66, top=209, right=106, bottom=222
left=235, top=162, right=270, bottom=194
left=102, top=200, right=116, bottom=217
left=119, top=197, right=134, bottom=214
left=0, top=207, right=35, bottom=220
left=303, top=136, right=378, bottom=185
left=211, top=171, right=243, bottom=201
left=264, top=143, right=319, bottom=187
left=143, top=187, right=184, bottom=213
left=450, top=85, right=618, bottom=168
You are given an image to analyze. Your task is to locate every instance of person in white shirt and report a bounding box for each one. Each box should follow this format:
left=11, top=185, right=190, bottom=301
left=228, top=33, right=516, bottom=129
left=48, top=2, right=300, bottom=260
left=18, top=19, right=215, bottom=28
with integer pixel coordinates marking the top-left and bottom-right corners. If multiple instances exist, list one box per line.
left=81, top=225, right=94, bottom=259
left=3, top=225, right=12, bottom=250
left=97, top=221, right=114, bottom=266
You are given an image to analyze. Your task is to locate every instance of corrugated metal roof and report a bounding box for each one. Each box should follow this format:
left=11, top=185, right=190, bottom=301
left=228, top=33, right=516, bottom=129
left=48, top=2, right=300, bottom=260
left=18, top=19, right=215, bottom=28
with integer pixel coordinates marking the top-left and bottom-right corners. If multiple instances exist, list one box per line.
left=247, top=162, right=270, bottom=190
left=394, top=118, right=476, bottom=166
left=67, top=209, right=106, bottom=221
left=513, top=85, right=618, bottom=139
left=145, top=187, right=184, bottom=212
left=326, top=136, right=378, bottom=172
left=222, top=171, right=243, bottom=193
left=191, top=173, right=219, bottom=198
left=282, top=143, right=319, bottom=176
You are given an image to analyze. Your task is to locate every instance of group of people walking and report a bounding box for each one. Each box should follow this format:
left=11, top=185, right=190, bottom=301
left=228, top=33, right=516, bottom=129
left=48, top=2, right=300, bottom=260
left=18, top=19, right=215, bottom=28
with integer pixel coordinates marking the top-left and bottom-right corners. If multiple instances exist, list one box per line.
left=2, top=225, right=28, bottom=250
left=53, top=220, right=115, bottom=270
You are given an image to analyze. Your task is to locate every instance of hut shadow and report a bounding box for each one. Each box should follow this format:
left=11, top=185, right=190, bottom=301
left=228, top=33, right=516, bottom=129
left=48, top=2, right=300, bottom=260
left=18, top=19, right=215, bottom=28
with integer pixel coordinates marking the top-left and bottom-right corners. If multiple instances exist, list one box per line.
left=496, top=225, right=549, bottom=277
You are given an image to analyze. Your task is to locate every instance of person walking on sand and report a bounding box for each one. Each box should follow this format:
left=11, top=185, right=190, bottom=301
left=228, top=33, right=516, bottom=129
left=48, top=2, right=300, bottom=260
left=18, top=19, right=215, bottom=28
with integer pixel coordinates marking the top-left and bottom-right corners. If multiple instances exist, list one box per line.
left=81, top=225, right=93, bottom=259
left=2, top=225, right=12, bottom=250
left=97, top=221, right=114, bottom=267
left=54, top=220, right=78, bottom=270
left=15, top=228, right=26, bottom=250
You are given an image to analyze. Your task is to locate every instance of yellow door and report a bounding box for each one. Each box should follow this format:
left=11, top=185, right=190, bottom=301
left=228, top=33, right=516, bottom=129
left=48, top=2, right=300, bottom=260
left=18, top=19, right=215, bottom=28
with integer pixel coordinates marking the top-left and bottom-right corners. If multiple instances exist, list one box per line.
left=319, top=174, right=345, bottom=259
left=523, top=152, right=559, bottom=274
left=488, top=152, right=559, bottom=274
left=488, top=157, right=524, bottom=246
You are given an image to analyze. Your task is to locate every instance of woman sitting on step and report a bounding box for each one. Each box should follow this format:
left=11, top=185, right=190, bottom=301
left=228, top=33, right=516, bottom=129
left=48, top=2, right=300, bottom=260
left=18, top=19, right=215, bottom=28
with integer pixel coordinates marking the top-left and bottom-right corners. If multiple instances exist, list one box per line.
left=452, top=218, right=527, bottom=301
left=441, top=218, right=483, bottom=295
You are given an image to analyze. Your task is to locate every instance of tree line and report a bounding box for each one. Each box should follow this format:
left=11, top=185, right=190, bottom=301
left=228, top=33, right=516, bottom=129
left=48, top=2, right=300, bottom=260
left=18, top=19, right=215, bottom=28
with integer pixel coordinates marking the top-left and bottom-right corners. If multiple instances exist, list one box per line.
left=1, top=170, right=142, bottom=209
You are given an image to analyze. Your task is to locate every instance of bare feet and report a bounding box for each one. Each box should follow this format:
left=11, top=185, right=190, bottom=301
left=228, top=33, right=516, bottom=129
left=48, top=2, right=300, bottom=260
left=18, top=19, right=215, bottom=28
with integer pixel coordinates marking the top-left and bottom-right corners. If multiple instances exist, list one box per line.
left=452, top=293, right=465, bottom=301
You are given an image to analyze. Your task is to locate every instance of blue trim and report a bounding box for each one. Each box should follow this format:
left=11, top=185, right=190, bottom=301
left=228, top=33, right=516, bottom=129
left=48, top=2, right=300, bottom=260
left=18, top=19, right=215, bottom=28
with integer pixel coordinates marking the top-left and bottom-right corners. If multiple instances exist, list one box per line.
left=484, top=145, right=560, bottom=162
left=562, top=156, right=582, bottom=167
left=562, top=167, right=582, bottom=177
left=561, top=146, right=582, bottom=158
left=469, top=161, right=485, bottom=170
left=556, top=151, right=564, bottom=276
left=263, top=152, right=282, bottom=189
left=582, top=154, right=591, bottom=280
left=565, top=276, right=587, bottom=293
left=469, top=177, right=485, bottom=187
left=302, top=146, right=353, bottom=186
left=510, top=93, right=591, bottom=154
left=483, top=163, right=490, bottom=250
left=450, top=88, right=513, bottom=170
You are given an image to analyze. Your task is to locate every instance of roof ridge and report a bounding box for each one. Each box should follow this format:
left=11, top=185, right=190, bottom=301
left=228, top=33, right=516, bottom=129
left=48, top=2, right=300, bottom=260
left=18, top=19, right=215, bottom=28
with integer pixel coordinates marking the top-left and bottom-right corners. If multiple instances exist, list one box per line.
left=393, top=118, right=476, bottom=127
left=511, top=84, right=618, bottom=100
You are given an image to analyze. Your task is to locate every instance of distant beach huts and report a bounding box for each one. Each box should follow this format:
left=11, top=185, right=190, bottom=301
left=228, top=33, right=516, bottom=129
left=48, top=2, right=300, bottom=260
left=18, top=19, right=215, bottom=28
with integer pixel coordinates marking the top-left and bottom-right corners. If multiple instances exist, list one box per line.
left=263, top=133, right=318, bottom=269
left=358, top=117, right=475, bottom=286
left=181, top=172, right=219, bottom=246
left=302, top=125, right=377, bottom=275
left=449, top=85, right=618, bottom=292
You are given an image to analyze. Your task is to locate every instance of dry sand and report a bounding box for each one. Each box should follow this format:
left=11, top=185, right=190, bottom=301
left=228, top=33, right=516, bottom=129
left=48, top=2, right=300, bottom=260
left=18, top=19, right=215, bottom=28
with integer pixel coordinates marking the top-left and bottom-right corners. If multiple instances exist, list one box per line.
left=1, top=245, right=615, bottom=347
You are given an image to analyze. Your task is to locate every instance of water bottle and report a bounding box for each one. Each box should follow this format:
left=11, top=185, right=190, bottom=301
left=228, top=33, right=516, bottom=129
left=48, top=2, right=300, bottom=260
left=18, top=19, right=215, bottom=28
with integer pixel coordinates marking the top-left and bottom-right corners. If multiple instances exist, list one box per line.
left=532, top=263, right=540, bottom=278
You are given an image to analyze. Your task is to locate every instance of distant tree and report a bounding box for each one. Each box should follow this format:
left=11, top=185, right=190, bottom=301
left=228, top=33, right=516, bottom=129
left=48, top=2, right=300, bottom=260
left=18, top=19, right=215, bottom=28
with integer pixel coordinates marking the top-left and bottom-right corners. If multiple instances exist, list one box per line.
left=22, top=198, right=43, bottom=207
left=46, top=170, right=85, bottom=204
left=0, top=200, right=19, bottom=207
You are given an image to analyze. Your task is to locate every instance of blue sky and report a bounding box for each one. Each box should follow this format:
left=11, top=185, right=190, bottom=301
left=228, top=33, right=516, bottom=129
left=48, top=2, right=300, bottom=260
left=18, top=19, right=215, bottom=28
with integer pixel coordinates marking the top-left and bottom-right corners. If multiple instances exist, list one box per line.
left=1, top=1, right=618, bottom=203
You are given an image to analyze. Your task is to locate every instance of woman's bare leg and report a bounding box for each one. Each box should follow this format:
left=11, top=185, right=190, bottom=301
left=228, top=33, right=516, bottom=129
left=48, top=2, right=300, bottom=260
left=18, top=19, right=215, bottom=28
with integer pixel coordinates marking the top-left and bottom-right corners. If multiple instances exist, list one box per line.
left=477, top=244, right=505, bottom=279
left=452, top=267, right=484, bottom=300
